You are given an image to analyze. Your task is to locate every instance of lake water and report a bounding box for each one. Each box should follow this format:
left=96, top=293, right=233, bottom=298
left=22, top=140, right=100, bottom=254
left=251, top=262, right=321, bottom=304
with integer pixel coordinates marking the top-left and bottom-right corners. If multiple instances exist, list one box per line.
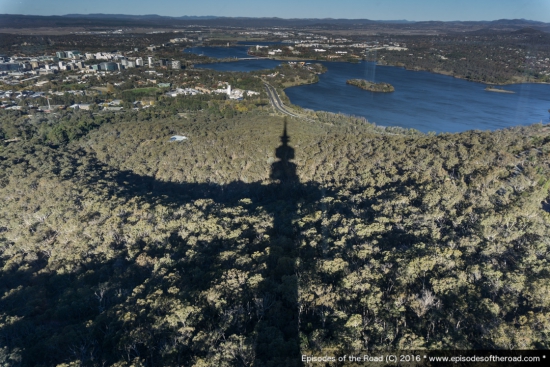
left=185, top=47, right=550, bottom=133
left=184, top=42, right=289, bottom=59
left=185, top=46, right=252, bottom=59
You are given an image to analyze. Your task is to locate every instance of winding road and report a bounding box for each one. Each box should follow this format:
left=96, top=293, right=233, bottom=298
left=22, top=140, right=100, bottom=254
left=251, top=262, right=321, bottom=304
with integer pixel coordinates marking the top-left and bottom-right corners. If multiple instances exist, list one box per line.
left=263, top=82, right=310, bottom=120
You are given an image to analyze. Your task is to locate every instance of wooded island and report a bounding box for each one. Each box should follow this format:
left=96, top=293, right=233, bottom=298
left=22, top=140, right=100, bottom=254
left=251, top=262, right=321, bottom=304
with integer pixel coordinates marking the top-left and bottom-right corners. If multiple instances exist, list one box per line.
left=346, top=79, right=395, bottom=92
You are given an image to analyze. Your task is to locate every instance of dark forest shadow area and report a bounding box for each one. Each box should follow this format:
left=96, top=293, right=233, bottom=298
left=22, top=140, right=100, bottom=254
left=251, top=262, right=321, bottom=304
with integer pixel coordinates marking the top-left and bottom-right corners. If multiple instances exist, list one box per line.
left=0, top=119, right=327, bottom=366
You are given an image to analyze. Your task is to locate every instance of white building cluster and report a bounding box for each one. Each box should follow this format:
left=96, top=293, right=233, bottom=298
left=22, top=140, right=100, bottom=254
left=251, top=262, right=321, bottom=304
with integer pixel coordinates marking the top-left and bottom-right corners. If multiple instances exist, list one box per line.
left=166, top=83, right=259, bottom=100
left=0, top=48, right=187, bottom=85
left=165, top=88, right=202, bottom=97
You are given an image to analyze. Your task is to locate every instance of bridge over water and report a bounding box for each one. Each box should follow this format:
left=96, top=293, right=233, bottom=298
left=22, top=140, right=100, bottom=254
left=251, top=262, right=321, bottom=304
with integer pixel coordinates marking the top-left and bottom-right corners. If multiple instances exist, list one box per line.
left=237, top=57, right=270, bottom=60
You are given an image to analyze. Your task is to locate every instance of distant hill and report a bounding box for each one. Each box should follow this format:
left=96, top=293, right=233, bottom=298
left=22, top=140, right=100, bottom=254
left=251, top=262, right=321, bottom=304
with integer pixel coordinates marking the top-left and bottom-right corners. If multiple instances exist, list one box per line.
left=60, top=13, right=413, bottom=24
left=63, top=13, right=220, bottom=20
left=0, top=14, right=548, bottom=32
left=512, top=27, right=547, bottom=34
left=491, top=18, right=547, bottom=26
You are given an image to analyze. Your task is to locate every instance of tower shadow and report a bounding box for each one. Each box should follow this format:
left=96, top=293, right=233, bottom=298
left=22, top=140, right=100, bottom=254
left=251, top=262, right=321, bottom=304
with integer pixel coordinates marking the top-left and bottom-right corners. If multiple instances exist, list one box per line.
left=254, top=120, right=302, bottom=366
left=0, top=118, right=324, bottom=366
left=97, top=118, right=312, bottom=365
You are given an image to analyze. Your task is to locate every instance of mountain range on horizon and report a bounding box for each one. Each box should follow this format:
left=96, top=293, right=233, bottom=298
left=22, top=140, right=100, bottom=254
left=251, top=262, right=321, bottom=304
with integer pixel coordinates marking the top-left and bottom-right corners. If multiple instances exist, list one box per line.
left=17, top=13, right=550, bottom=24
left=60, top=13, right=415, bottom=22
left=0, top=13, right=549, bottom=32
left=63, top=13, right=221, bottom=20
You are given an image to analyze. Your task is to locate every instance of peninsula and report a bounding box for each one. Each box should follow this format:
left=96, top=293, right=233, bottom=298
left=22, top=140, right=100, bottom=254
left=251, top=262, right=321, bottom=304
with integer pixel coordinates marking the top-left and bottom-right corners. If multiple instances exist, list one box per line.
left=485, top=86, right=516, bottom=93
left=346, top=79, right=395, bottom=93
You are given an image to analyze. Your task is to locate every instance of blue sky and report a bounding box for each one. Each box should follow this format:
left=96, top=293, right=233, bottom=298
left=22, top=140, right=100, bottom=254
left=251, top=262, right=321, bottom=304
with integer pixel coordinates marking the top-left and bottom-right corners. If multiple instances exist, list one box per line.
left=0, top=0, right=549, bottom=22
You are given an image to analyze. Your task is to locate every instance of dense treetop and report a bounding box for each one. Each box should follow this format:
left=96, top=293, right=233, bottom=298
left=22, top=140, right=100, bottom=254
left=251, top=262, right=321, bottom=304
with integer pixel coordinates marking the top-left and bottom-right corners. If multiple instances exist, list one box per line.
left=0, top=107, right=549, bottom=366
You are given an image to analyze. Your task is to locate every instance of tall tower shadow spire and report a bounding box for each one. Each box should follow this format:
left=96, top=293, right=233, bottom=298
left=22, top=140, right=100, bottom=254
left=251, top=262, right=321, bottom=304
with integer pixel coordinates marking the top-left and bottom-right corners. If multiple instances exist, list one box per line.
left=256, top=118, right=302, bottom=366
left=270, top=119, right=299, bottom=185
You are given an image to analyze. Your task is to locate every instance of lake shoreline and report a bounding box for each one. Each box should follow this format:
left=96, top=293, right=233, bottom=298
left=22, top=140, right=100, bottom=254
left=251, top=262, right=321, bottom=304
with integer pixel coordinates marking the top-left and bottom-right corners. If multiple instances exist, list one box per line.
left=186, top=46, right=550, bottom=133
left=374, top=62, right=550, bottom=86
left=225, top=55, right=550, bottom=86
left=187, top=46, right=550, bottom=86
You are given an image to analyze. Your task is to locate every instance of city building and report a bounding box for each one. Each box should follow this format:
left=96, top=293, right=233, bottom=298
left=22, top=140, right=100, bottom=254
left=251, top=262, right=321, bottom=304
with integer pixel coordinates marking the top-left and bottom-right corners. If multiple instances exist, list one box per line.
left=99, top=62, right=117, bottom=71
left=69, top=104, right=91, bottom=110
left=67, top=51, right=81, bottom=59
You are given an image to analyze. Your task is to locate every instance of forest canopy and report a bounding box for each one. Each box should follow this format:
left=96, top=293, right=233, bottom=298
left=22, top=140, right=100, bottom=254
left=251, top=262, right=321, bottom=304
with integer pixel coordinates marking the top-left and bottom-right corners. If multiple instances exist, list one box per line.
left=0, top=107, right=549, bottom=366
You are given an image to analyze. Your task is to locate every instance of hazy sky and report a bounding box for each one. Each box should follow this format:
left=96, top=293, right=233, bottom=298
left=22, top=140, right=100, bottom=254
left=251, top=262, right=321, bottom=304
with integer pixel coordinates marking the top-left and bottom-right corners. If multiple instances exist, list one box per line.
left=0, top=0, right=549, bottom=22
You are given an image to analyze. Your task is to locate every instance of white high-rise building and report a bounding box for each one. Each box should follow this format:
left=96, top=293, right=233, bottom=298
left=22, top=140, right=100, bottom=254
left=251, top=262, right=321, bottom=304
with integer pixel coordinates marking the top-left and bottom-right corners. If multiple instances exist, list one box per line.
left=226, top=84, right=231, bottom=95
left=148, top=56, right=153, bottom=67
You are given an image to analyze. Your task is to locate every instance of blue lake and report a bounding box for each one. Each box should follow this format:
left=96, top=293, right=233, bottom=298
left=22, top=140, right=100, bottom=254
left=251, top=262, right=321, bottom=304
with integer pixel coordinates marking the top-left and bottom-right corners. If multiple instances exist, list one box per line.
left=236, top=41, right=292, bottom=46
left=186, top=47, right=550, bottom=133
left=195, top=58, right=283, bottom=72
left=185, top=46, right=252, bottom=59
left=184, top=43, right=289, bottom=59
